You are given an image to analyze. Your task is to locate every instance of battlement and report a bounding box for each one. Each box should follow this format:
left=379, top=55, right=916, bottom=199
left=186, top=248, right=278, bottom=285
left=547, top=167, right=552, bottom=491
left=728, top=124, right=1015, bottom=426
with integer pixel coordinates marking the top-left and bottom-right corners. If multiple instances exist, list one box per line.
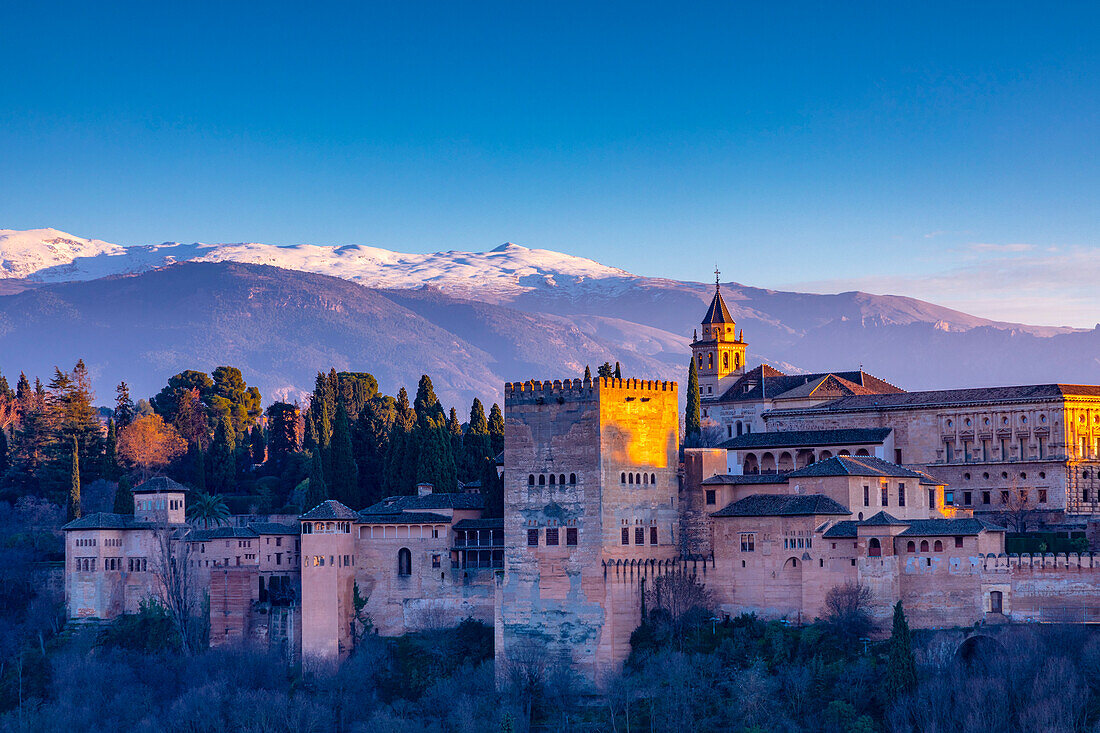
left=504, top=377, right=677, bottom=400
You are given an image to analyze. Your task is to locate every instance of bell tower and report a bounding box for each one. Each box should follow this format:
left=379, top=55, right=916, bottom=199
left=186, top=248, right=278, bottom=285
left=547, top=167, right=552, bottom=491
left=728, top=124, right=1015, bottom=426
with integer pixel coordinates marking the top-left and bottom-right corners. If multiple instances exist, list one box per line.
left=691, top=269, right=746, bottom=400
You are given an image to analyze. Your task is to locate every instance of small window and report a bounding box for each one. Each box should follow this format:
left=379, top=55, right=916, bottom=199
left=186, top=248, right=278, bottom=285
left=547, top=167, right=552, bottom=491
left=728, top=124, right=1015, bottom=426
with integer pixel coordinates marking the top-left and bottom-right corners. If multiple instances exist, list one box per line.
left=920, top=540, right=929, bottom=552
left=398, top=548, right=411, bottom=576
left=634, top=527, right=645, bottom=545
left=934, top=540, right=943, bottom=552
left=569, top=473, right=577, bottom=484
left=881, top=484, right=888, bottom=507
left=432, top=554, right=441, bottom=568
left=527, top=529, right=539, bottom=547
left=982, top=490, right=991, bottom=505
left=705, top=489, right=716, bottom=506
left=559, top=474, right=565, bottom=485
left=649, top=526, right=658, bottom=545
left=1039, top=489, right=1048, bottom=504
left=651, top=473, right=656, bottom=484
left=538, top=475, right=545, bottom=486
left=863, top=486, right=869, bottom=507
left=898, top=483, right=905, bottom=507
left=868, top=538, right=881, bottom=557
left=546, top=528, right=559, bottom=546
left=566, top=527, right=578, bottom=546
left=963, top=491, right=972, bottom=506
left=740, top=533, right=755, bottom=552
left=1000, top=490, right=1010, bottom=504
left=621, top=528, right=629, bottom=545
left=549, top=474, right=556, bottom=485
left=621, top=472, right=626, bottom=484
left=906, top=541, right=915, bottom=553
left=954, top=536, right=963, bottom=548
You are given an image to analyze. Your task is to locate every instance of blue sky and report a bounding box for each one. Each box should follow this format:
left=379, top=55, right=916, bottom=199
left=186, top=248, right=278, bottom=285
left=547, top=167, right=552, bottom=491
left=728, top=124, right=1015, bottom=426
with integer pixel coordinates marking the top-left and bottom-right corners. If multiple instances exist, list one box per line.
left=1, top=2, right=1097, bottom=326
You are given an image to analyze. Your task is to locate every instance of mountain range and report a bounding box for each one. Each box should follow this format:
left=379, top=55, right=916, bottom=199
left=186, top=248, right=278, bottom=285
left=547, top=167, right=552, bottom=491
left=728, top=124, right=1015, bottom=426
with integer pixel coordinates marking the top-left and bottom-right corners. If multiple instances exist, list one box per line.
left=0, top=228, right=1096, bottom=410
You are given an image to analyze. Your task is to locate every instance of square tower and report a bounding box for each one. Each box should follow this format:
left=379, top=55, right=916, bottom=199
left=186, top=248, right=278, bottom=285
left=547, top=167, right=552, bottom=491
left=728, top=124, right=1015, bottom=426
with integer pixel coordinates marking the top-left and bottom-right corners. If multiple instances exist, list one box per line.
left=132, top=476, right=188, bottom=525
left=498, top=376, right=679, bottom=685
left=691, top=280, right=746, bottom=400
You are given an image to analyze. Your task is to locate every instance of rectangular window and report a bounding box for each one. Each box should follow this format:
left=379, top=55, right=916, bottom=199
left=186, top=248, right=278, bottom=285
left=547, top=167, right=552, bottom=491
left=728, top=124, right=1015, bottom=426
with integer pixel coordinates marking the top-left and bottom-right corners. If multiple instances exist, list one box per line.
left=895, top=448, right=903, bottom=464
left=927, top=488, right=935, bottom=507
left=621, top=527, right=629, bottom=545
left=1020, top=438, right=1027, bottom=459
left=566, top=527, right=578, bottom=546
left=1000, top=438, right=1008, bottom=460
left=650, top=526, right=658, bottom=545
left=1039, top=489, right=1048, bottom=504
left=705, top=490, right=716, bottom=506
left=881, top=483, right=889, bottom=507
left=546, top=528, right=559, bottom=546
left=963, top=491, right=972, bottom=506
left=898, top=483, right=906, bottom=507
left=634, top=527, right=645, bottom=545
left=863, top=486, right=869, bottom=506
left=1001, top=490, right=1010, bottom=504
left=954, top=536, right=963, bottom=548
left=527, top=529, right=539, bottom=547
left=945, top=441, right=953, bottom=463
left=740, top=533, right=755, bottom=552
left=432, top=554, right=441, bottom=568
left=944, top=490, right=954, bottom=505
left=982, top=490, right=991, bottom=505
left=1037, top=436, right=1044, bottom=459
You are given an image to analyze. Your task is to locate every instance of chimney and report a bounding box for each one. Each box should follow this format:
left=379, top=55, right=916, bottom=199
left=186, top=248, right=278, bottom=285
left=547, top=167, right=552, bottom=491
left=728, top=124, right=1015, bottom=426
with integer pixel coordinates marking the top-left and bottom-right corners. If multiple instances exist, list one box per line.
left=417, top=483, right=434, bottom=497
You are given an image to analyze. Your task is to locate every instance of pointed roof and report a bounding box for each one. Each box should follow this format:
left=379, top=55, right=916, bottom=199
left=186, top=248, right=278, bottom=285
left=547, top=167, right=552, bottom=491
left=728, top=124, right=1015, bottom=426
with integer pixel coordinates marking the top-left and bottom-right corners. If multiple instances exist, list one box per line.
left=300, top=499, right=359, bottom=521
left=860, top=510, right=907, bottom=526
left=785, top=455, right=943, bottom=485
left=710, top=493, right=850, bottom=518
left=132, top=476, right=190, bottom=494
left=702, top=284, right=734, bottom=325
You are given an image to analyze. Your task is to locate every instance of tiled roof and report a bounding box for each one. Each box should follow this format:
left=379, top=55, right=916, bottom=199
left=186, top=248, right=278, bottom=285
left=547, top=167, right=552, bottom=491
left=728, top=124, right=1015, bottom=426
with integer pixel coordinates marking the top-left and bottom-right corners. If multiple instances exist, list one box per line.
left=860, top=511, right=907, bottom=526
left=300, top=499, right=359, bottom=520
left=785, top=456, right=942, bottom=485
left=452, top=518, right=505, bottom=530
left=132, top=476, right=190, bottom=494
left=899, top=518, right=1006, bottom=536
left=360, top=492, right=484, bottom=515
left=248, top=522, right=298, bottom=535
left=701, top=287, right=734, bottom=325
left=701, top=474, right=788, bottom=485
left=774, top=384, right=1100, bottom=415
left=357, top=512, right=452, bottom=525
left=188, top=526, right=259, bottom=541
left=711, top=493, right=851, bottom=518
left=719, top=428, right=892, bottom=450
left=716, top=366, right=903, bottom=403
left=63, top=512, right=152, bottom=531
left=821, top=520, right=860, bottom=538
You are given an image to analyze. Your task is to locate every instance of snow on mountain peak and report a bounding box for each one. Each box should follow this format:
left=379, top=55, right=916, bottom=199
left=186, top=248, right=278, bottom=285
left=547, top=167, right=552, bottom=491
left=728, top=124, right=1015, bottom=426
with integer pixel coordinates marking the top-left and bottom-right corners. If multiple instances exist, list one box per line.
left=0, top=228, right=637, bottom=301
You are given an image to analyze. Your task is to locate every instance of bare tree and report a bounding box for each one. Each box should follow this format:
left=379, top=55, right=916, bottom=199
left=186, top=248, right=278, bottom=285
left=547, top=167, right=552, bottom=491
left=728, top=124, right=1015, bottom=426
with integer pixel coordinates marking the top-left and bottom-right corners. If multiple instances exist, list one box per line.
left=148, top=522, right=204, bottom=654
left=645, top=570, right=715, bottom=648
left=823, top=582, right=874, bottom=640
left=997, top=478, right=1036, bottom=533
left=504, top=637, right=551, bottom=729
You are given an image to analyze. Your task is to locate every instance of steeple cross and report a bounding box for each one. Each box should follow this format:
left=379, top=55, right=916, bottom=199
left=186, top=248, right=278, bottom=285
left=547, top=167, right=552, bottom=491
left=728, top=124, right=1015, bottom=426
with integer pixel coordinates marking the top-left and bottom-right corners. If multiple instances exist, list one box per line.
left=714, top=266, right=720, bottom=289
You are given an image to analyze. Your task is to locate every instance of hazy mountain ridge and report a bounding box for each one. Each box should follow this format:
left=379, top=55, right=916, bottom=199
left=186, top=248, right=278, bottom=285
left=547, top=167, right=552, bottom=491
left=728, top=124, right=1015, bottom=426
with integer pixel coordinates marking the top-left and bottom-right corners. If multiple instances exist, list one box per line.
left=0, top=229, right=1096, bottom=408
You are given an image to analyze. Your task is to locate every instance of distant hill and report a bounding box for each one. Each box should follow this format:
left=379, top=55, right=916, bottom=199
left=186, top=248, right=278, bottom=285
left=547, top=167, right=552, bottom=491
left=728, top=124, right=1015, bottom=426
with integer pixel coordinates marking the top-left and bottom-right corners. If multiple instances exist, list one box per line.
left=0, top=229, right=1096, bottom=408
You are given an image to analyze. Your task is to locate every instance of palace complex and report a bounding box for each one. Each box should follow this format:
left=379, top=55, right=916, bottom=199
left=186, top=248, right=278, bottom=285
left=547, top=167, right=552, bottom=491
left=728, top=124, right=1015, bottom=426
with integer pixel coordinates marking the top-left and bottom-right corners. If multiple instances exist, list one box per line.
left=63, top=278, right=1100, bottom=685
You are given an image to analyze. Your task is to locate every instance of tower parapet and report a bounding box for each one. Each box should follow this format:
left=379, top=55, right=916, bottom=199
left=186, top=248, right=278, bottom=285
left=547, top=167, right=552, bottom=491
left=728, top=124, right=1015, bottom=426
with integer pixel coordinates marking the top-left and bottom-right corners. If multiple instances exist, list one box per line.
left=692, top=272, right=747, bottom=400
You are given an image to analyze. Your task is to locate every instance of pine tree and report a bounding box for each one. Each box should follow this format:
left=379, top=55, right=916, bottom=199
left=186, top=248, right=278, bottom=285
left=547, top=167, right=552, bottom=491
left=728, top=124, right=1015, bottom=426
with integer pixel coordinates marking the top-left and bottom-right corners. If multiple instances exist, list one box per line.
left=583, top=365, right=592, bottom=381
left=885, top=601, right=918, bottom=697
left=488, top=403, right=505, bottom=458
left=115, top=382, right=136, bottom=427
left=353, top=395, right=395, bottom=507
left=447, top=407, right=463, bottom=473
left=685, top=357, right=702, bottom=442
left=614, top=361, right=622, bottom=379
left=68, top=437, right=81, bottom=520
left=462, top=399, right=492, bottom=482
left=383, top=388, right=417, bottom=496
left=306, top=448, right=327, bottom=509
left=113, top=474, right=133, bottom=514
left=265, top=402, right=300, bottom=465
left=329, top=400, right=359, bottom=506
left=209, top=414, right=236, bottom=493
left=597, top=362, right=614, bottom=378
left=249, top=424, right=265, bottom=464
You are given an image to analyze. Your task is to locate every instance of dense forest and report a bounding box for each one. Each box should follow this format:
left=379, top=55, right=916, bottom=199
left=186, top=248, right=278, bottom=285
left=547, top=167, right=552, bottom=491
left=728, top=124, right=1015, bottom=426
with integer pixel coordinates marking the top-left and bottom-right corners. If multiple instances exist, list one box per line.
left=0, top=362, right=505, bottom=519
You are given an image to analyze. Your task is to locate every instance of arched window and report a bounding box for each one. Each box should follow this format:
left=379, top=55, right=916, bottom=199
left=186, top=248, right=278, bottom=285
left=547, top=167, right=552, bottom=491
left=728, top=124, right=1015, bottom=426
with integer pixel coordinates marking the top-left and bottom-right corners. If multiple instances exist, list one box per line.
left=868, top=538, right=881, bottom=557
left=549, top=474, right=556, bottom=485
left=736, top=421, right=743, bottom=437
left=839, top=450, right=851, bottom=456
left=989, top=590, right=1003, bottom=614
left=906, top=541, right=915, bottom=553
left=708, top=352, right=714, bottom=369
left=636, top=473, right=642, bottom=485
left=538, top=475, right=545, bottom=486
left=934, top=540, right=943, bottom=552
left=569, top=473, right=576, bottom=484
left=723, top=353, right=729, bottom=370
left=735, top=353, right=741, bottom=370
left=620, top=472, right=626, bottom=484
left=643, top=473, right=649, bottom=484
left=628, top=473, right=633, bottom=485
left=920, top=540, right=929, bottom=552
left=651, top=473, right=656, bottom=484
left=855, top=449, right=870, bottom=457
left=559, top=474, right=565, bottom=485
left=398, top=548, right=412, bottom=576
left=528, top=474, right=535, bottom=486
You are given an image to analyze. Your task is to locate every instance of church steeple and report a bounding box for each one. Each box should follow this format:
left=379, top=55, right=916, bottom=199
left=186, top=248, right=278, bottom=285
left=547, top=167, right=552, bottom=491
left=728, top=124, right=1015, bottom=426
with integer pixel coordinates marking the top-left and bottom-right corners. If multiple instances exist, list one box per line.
left=691, top=268, right=747, bottom=400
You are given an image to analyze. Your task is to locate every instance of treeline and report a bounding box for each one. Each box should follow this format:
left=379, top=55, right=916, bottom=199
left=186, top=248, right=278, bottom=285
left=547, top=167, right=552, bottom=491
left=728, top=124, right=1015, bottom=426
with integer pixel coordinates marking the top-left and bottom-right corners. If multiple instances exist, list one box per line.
left=0, top=363, right=504, bottom=517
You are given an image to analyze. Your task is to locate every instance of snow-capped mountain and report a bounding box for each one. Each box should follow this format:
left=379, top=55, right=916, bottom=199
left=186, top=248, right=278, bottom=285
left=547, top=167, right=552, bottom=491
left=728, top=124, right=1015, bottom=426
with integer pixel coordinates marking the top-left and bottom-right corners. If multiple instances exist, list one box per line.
left=0, top=229, right=636, bottom=303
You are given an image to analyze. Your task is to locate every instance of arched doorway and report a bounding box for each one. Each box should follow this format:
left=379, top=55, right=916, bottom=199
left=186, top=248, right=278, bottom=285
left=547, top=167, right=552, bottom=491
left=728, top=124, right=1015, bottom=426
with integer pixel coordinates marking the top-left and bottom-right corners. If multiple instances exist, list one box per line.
left=868, top=538, right=882, bottom=557
left=760, top=452, right=777, bottom=473
left=743, top=453, right=759, bottom=474
left=778, top=452, right=794, bottom=472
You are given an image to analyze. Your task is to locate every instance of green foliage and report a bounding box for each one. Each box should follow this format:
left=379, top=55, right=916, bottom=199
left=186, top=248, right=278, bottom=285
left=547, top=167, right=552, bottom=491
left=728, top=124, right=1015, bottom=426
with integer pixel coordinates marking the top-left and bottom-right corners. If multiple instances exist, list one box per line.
left=597, top=362, right=614, bottom=378
left=209, top=414, right=236, bottom=493
left=97, top=598, right=183, bottom=654
left=249, top=424, right=265, bottom=464
left=885, top=601, right=917, bottom=698
left=101, top=418, right=119, bottom=480
left=614, top=361, right=622, bottom=379
left=0, top=428, right=7, bottom=475
left=114, top=381, right=135, bottom=427
left=378, top=619, right=494, bottom=701
left=461, top=398, right=492, bottom=482
left=329, top=400, right=359, bottom=506
left=113, top=474, right=134, bottom=515
left=487, top=403, right=505, bottom=459
left=305, top=448, right=327, bottom=510
left=583, top=365, right=592, bottom=381
left=188, top=492, right=230, bottom=529
left=67, top=437, right=80, bottom=520
left=685, top=357, right=702, bottom=440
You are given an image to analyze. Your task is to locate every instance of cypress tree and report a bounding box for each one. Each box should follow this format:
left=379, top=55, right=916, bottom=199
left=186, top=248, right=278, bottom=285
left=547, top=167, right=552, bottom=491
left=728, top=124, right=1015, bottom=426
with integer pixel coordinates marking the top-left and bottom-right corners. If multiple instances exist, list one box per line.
left=479, top=455, right=504, bottom=518
left=614, top=361, right=622, bottom=379
left=383, top=387, right=417, bottom=495
left=447, top=407, right=463, bottom=474
left=583, top=365, right=592, bottom=381
left=249, top=424, right=266, bottom=464
left=306, top=448, right=327, bottom=509
left=189, top=442, right=207, bottom=493
left=102, top=418, right=118, bottom=480
left=885, top=601, right=918, bottom=697
left=462, top=399, right=492, bottom=482
left=330, top=400, right=359, bottom=506
left=210, top=414, right=236, bottom=493
left=68, top=437, right=81, bottom=520
left=488, top=403, right=505, bottom=458
left=685, top=357, right=702, bottom=442
left=113, top=474, right=133, bottom=514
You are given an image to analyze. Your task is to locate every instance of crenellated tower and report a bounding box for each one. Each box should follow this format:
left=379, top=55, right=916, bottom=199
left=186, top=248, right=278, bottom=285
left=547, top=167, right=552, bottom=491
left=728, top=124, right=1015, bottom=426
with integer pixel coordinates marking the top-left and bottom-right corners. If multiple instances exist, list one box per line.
left=691, top=270, right=746, bottom=400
